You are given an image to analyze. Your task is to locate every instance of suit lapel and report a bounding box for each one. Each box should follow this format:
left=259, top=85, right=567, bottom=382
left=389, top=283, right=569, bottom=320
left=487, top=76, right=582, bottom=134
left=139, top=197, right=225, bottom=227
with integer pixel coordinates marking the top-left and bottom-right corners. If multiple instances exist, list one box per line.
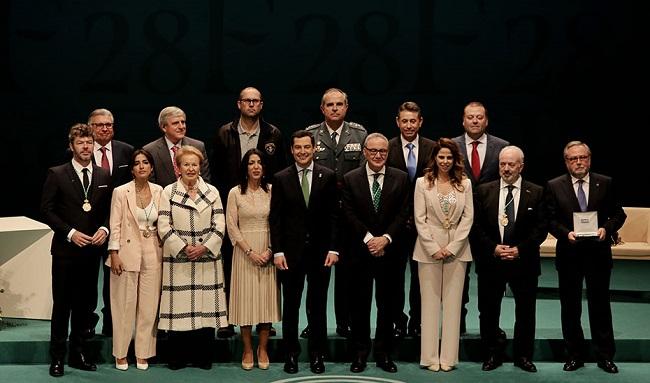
left=65, top=163, right=85, bottom=201
left=486, top=182, right=501, bottom=229
left=416, top=137, right=429, bottom=171
left=561, top=174, right=581, bottom=212
left=390, top=140, right=407, bottom=170
left=315, top=124, right=335, bottom=151
left=586, top=173, right=599, bottom=211
left=126, top=182, right=139, bottom=222
left=482, top=135, right=498, bottom=180
left=157, top=138, right=175, bottom=180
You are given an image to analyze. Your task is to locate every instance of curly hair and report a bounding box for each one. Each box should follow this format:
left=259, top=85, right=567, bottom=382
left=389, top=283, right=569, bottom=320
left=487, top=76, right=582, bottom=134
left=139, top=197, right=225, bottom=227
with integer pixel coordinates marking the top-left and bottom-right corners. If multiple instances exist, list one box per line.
left=424, top=137, right=466, bottom=191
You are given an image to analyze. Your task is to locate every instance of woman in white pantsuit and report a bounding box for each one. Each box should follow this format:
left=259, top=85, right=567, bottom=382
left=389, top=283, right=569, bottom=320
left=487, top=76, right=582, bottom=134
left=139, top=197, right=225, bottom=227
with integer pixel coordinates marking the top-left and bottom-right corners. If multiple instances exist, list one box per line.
left=413, top=138, right=473, bottom=372
left=107, top=149, right=163, bottom=371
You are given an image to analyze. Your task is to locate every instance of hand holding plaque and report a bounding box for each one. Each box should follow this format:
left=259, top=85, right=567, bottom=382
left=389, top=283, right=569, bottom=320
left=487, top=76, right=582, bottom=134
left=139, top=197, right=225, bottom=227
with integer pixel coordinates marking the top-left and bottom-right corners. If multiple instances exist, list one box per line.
left=573, top=211, right=598, bottom=237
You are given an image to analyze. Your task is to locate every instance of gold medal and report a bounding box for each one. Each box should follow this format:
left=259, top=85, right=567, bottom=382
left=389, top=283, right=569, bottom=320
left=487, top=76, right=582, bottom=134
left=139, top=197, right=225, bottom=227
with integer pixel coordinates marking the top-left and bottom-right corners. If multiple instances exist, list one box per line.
left=142, top=230, right=151, bottom=238
left=443, top=219, right=451, bottom=229
left=82, top=200, right=92, bottom=212
left=501, top=215, right=509, bottom=226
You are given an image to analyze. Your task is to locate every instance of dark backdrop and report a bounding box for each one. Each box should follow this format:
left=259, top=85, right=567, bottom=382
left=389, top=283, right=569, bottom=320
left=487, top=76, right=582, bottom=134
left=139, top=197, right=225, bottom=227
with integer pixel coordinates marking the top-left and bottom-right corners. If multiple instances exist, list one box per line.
left=2, top=0, right=646, bottom=218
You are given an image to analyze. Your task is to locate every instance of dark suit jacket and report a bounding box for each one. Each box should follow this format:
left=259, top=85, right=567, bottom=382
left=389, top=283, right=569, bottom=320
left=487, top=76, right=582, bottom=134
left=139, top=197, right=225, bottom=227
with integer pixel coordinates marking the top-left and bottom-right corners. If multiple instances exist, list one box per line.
left=386, top=136, right=436, bottom=231
left=545, top=172, right=626, bottom=270
left=453, top=134, right=509, bottom=186
left=471, top=179, right=547, bottom=276
left=269, top=163, right=339, bottom=268
left=342, top=166, right=410, bottom=263
left=143, top=136, right=211, bottom=187
left=105, top=140, right=134, bottom=187
left=212, top=118, right=287, bottom=200
left=41, top=163, right=112, bottom=257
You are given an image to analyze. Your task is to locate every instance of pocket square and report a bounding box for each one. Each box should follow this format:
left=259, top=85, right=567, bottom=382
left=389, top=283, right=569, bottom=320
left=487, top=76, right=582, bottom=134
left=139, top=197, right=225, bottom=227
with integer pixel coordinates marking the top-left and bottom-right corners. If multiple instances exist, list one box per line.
left=118, top=164, right=128, bottom=168
left=527, top=207, right=533, bottom=211
left=98, top=184, right=108, bottom=188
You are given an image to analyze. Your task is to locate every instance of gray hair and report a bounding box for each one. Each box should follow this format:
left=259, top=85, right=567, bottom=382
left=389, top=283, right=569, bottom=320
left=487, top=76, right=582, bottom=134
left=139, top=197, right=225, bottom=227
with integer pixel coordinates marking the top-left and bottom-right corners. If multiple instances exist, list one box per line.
left=158, top=106, right=186, bottom=128
left=88, top=108, right=113, bottom=123
left=563, top=140, right=591, bottom=158
left=321, top=88, right=348, bottom=105
left=499, top=145, right=525, bottom=163
left=364, top=132, right=388, bottom=146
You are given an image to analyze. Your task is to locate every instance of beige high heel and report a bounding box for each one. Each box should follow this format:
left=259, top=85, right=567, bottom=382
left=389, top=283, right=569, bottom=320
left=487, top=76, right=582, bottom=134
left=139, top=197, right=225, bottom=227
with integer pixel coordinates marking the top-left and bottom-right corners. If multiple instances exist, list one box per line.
left=257, top=347, right=269, bottom=370
left=242, top=352, right=254, bottom=371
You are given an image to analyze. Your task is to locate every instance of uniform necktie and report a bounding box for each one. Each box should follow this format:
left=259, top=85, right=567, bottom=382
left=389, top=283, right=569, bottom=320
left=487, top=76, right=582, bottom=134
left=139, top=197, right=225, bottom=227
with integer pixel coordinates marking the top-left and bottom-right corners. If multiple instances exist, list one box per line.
left=406, top=143, right=416, bottom=181
left=503, top=185, right=515, bottom=245
left=331, top=131, right=338, bottom=145
left=82, top=168, right=90, bottom=190
left=99, top=147, right=110, bottom=172
left=372, top=173, right=381, bottom=212
left=471, top=141, right=481, bottom=181
left=577, top=179, right=587, bottom=212
left=171, top=146, right=180, bottom=179
left=301, top=168, right=310, bottom=206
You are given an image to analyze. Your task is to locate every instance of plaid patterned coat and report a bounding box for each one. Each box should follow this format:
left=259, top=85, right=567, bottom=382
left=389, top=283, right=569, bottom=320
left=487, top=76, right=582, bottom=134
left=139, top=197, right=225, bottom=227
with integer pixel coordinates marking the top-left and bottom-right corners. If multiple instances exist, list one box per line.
left=157, top=177, right=228, bottom=331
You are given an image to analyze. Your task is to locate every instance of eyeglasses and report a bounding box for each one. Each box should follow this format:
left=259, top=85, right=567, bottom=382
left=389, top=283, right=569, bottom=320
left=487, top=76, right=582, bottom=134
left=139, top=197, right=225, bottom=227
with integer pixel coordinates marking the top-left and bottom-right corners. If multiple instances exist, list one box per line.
left=90, top=122, right=114, bottom=129
left=239, top=98, right=262, bottom=105
left=364, top=147, right=388, bottom=156
left=566, top=155, right=590, bottom=163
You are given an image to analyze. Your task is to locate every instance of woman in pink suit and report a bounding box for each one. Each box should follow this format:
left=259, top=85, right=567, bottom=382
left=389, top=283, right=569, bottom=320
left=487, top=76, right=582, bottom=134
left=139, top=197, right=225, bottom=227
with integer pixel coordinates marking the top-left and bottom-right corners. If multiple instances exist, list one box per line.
left=413, top=138, right=473, bottom=372
left=107, top=149, right=163, bottom=371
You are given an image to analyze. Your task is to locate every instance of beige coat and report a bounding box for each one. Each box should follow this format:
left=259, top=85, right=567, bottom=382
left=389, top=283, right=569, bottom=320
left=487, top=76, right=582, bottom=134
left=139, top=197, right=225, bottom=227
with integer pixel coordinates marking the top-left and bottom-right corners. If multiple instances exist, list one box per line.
left=413, top=177, right=473, bottom=263
left=107, top=181, right=164, bottom=270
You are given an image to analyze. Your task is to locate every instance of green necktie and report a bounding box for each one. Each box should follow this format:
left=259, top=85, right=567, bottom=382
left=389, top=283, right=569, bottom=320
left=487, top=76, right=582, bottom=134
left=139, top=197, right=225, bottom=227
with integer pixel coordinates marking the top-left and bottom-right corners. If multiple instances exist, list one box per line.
left=301, top=168, right=310, bottom=206
left=372, top=173, right=381, bottom=212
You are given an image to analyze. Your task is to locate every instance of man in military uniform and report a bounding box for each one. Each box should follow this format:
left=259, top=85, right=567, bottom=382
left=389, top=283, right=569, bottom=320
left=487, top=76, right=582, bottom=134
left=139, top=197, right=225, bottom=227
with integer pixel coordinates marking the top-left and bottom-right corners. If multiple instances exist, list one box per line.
left=303, top=88, right=367, bottom=339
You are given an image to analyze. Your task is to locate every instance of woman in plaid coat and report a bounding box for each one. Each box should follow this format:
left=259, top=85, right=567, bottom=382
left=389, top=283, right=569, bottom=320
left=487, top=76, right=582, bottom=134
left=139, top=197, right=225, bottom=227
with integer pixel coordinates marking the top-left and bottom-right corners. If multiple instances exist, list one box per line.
left=158, top=146, right=228, bottom=370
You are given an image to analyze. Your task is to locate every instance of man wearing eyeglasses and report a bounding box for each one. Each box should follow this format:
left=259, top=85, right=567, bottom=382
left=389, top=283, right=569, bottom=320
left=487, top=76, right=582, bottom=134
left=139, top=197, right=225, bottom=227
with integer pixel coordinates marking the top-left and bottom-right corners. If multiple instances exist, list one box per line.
left=386, top=101, right=437, bottom=339
left=212, top=86, right=287, bottom=338
left=88, top=108, right=134, bottom=337
left=545, top=141, right=626, bottom=374
left=342, top=133, right=409, bottom=373
left=303, top=88, right=367, bottom=340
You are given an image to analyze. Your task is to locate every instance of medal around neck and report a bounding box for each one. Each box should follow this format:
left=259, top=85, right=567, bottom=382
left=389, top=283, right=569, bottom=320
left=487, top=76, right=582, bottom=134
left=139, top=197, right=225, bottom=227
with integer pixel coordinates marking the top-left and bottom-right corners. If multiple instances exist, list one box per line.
left=82, top=200, right=92, bottom=212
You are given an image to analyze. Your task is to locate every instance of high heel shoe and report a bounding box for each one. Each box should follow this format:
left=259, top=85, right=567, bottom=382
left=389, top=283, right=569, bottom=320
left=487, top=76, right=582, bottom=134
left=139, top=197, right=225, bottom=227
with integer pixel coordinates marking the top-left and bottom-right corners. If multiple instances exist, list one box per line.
left=440, top=364, right=455, bottom=372
left=257, top=347, right=269, bottom=370
left=427, top=364, right=440, bottom=372
left=115, top=358, right=128, bottom=371
left=136, top=359, right=149, bottom=370
left=242, top=352, right=254, bottom=371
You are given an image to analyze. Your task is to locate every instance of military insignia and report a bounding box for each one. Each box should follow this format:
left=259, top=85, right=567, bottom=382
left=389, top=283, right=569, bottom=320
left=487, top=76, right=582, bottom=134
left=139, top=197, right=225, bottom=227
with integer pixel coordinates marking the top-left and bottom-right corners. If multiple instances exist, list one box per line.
left=316, top=145, right=325, bottom=152
left=344, top=143, right=362, bottom=152
left=265, top=142, right=276, bottom=155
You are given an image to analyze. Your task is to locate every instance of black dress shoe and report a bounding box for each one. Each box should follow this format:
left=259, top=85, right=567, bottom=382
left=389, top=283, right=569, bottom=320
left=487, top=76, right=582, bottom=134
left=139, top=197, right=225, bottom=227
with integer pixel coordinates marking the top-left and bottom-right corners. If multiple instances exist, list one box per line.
left=350, top=356, right=367, bottom=373
left=168, top=360, right=187, bottom=370
left=597, top=360, right=619, bottom=374
left=216, top=324, right=235, bottom=339
left=392, top=326, right=406, bottom=339
left=310, top=354, right=325, bottom=374
left=407, top=325, right=421, bottom=337
left=300, top=326, right=310, bottom=338
left=563, top=359, right=584, bottom=371
left=336, top=325, right=351, bottom=338
left=376, top=357, right=397, bottom=373
left=514, top=358, right=537, bottom=372
left=49, top=360, right=64, bottom=377
left=481, top=355, right=502, bottom=371
left=68, top=353, right=97, bottom=371
left=284, top=355, right=298, bottom=374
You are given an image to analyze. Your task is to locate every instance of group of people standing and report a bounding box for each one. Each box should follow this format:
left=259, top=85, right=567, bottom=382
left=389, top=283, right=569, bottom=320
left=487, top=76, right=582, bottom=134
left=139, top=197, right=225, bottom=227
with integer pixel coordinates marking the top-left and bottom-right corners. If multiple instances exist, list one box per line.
left=40, top=87, right=625, bottom=378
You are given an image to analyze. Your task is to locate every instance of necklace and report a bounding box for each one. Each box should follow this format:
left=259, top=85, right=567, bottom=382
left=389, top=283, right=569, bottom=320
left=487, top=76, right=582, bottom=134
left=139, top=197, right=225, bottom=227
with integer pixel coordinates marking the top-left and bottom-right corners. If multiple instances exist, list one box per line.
left=135, top=183, right=156, bottom=237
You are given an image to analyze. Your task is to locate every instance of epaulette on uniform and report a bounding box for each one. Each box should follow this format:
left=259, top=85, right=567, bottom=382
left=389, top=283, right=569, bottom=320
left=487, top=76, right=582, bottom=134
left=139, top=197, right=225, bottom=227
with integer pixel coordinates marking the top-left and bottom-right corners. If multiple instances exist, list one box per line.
left=305, top=123, right=321, bottom=131
left=348, top=121, right=367, bottom=132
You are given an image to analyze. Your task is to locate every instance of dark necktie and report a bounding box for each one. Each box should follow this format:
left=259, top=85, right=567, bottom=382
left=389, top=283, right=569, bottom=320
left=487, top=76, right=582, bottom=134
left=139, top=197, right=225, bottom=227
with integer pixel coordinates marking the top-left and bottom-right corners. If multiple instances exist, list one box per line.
left=331, top=131, right=338, bottom=145
left=471, top=141, right=481, bottom=181
left=577, top=179, right=587, bottom=212
left=99, top=147, right=110, bottom=172
left=372, top=173, right=381, bottom=212
left=406, top=143, right=416, bottom=181
left=82, top=168, right=90, bottom=190
left=503, top=185, right=515, bottom=245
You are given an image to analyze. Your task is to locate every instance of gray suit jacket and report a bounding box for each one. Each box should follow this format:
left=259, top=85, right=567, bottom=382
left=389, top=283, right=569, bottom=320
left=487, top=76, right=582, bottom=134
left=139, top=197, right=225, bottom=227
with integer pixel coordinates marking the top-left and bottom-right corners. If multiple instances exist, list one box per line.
left=143, top=136, right=211, bottom=187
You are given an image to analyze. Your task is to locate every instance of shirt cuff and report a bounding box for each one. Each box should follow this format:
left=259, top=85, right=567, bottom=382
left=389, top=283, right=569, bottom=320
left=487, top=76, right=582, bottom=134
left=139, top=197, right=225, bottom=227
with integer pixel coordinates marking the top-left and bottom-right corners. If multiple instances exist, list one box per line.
left=67, top=229, right=76, bottom=242
left=273, top=252, right=285, bottom=258
left=329, top=250, right=339, bottom=256
left=100, top=226, right=109, bottom=236
left=383, top=234, right=393, bottom=244
left=363, top=232, right=373, bottom=244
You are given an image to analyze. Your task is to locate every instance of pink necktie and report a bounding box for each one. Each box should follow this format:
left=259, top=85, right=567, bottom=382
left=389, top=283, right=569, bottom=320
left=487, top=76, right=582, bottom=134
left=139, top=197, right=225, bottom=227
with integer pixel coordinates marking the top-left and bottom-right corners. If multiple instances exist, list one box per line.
left=99, top=147, right=110, bottom=172
left=471, top=141, right=481, bottom=181
left=171, top=146, right=180, bottom=178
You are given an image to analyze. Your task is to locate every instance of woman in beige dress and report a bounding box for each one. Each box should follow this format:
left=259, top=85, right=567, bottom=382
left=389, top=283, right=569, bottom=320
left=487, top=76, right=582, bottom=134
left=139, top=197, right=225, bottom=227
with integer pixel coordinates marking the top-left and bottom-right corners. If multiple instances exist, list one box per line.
left=226, top=148, right=281, bottom=371
left=413, top=138, right=473, bottom=372
left=107, top=149, right=163, bottom=371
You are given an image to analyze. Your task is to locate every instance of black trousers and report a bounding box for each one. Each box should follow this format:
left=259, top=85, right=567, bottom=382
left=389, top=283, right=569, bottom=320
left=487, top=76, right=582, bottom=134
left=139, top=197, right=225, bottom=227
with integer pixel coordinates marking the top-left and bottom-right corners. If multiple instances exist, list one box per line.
left=167, top=328, right=215, bottom=365
left=333, top=256, right=351, bottom=328
left=477, top=269, right=538, bottom=359
left=350, top=254, right=397, bottom=358
left=279, top=258, right=331, bottom=357
left=558, top=265, right=615, bottom=361
left=49, top=254, right=100, bottom=361
left=392, top=228, right=420, bottom=330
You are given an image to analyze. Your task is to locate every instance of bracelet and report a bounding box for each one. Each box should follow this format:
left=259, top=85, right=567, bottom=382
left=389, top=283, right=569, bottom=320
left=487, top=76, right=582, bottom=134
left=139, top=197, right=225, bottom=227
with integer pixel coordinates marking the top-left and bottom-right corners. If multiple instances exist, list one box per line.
left=245, top=248, right=253, bottom=256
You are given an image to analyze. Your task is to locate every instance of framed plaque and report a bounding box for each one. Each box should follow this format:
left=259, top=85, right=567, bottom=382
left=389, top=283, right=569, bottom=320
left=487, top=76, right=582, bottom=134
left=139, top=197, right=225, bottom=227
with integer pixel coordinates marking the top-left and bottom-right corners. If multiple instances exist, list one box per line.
left=573, top=211, right=598, bottom=237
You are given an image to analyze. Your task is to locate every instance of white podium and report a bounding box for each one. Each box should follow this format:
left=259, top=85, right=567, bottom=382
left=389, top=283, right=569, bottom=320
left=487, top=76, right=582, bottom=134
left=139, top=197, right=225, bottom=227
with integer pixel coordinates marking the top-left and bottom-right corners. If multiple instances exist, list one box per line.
left=0, top=216, right=53, bottom=320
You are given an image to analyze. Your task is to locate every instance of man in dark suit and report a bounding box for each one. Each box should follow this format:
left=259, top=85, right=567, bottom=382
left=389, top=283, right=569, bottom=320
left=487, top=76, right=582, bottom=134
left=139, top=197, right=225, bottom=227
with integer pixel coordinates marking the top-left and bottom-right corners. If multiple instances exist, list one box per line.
left=344, top=133, right=410, bottom=373
left=41, top=123, right=112, bottom=377
left=143, top=106, right=211, bottom=187
left=471, top=146, right=546, bottom=373
left=545, top=141, right=626, bottom=374
left=452, top=101, right=509, bottom=334
left=304, top=88, right=367, bottom=339
left=386, top=101, right=436, bottom=339
left=270, top=130, right=339, bottom=375
left=212, top=87, right=287, bottom=338
left=88, top=108, right=134, bottom=336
